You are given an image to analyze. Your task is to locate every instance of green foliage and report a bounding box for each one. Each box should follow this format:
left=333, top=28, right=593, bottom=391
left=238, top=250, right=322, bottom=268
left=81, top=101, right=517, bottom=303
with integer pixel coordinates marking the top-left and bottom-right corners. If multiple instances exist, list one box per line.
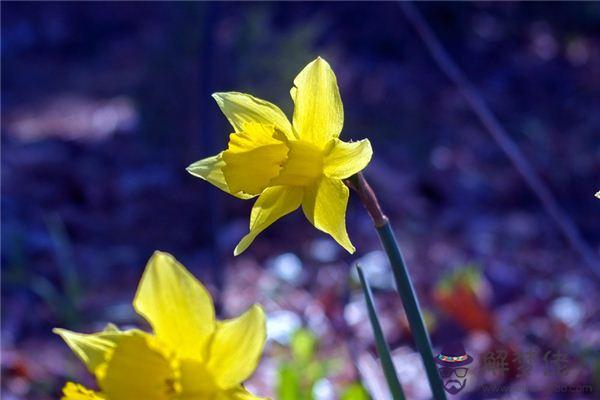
left=277, top=362, right=303, bottom=400
left=33, top=214, right=83, bottom=327
left=276, top=328, right=369, bottom=399
left=291, top=328, right=318, bottom=364
left=4, top=213, right=83, bottom=326
left=277, top=329, right=324, bottom=400
left=45, top=213, right=82, bottom=305
left=341, top=383, right=370, bottom=400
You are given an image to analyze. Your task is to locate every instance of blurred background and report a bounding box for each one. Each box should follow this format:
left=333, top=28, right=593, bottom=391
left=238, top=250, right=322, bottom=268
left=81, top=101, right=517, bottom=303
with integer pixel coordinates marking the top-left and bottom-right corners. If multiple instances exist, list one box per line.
left=2, top=2, right=599, bottom=399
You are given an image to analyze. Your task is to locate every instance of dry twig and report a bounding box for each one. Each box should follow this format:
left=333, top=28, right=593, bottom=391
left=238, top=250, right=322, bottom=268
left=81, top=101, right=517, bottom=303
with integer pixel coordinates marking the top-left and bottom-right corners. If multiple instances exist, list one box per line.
left=400, top=1, right=600, bottom=279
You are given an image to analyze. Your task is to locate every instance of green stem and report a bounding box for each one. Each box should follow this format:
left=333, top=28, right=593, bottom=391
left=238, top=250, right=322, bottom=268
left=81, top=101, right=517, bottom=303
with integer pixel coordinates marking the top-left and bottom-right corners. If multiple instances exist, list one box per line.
left=377, top=222, right=446, bottom=399
left=357, top=266, right=406, bottom=400
left=347, top=173, right=447, bottom=400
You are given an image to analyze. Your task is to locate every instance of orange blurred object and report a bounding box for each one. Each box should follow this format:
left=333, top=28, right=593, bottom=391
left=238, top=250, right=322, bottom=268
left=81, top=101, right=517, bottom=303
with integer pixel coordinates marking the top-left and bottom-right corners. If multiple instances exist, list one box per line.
left=433, top=266, right=495, bottom=334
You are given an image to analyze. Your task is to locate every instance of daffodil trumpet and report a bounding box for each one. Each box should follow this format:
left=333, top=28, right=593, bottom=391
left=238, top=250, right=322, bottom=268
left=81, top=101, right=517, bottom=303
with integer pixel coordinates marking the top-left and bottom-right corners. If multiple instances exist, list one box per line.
left=347, top=173, right=447, bottom=400
left=187, top=57, right=372, bottom=255
left=55, top=251, right=268, bottom=400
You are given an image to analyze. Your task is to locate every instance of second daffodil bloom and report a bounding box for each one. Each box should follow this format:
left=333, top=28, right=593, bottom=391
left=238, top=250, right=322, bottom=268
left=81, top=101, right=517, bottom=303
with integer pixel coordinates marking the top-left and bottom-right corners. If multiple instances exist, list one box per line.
left=187, top=57, right=372, bottom=255
left=54, top=251, right=267, bottom=400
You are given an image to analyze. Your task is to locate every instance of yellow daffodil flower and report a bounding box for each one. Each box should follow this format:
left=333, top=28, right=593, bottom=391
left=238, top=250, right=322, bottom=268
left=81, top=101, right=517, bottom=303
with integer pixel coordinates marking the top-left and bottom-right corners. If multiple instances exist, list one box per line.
left=187, top=57, right=373, bottom=255
left=55, top=251, right=267, bottom=400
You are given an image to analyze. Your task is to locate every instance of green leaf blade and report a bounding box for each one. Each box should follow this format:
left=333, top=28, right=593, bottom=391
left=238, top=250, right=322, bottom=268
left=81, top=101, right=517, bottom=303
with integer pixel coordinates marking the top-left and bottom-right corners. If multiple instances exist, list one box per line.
left=357, top=265, right=406, bottom=400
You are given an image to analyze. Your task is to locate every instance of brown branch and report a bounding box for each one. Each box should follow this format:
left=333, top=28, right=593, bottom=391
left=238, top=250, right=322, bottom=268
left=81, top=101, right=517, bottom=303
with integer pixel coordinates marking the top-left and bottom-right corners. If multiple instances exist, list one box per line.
left=400, top=1, right=600, bottom=279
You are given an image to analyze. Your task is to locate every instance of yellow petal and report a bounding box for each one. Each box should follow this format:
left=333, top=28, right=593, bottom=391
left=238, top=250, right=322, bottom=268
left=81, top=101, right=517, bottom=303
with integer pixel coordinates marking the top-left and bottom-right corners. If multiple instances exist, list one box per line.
left=291, top=57, right=344, bottom=146
left=207, top=305, right=267, bottom=389
left=235, top=186, right=303, bottom=255
left=178, top=358, right=219, bottom=396
left=61, top=382, right=105, bottom=400
left=99, top=331, right=175, bottom=400
left=302, top=177, right=355, bottom=253
left=323, top=139, right=373, bottom=179
left=133, top=251, right=215, bottom=360
left=53, top=326, right=128, bottom=377
left=186, top=153, right=256, bottom=200
left=222, top=123, right=288, bottom=195
left=213, top=92, right=294, bottom=139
